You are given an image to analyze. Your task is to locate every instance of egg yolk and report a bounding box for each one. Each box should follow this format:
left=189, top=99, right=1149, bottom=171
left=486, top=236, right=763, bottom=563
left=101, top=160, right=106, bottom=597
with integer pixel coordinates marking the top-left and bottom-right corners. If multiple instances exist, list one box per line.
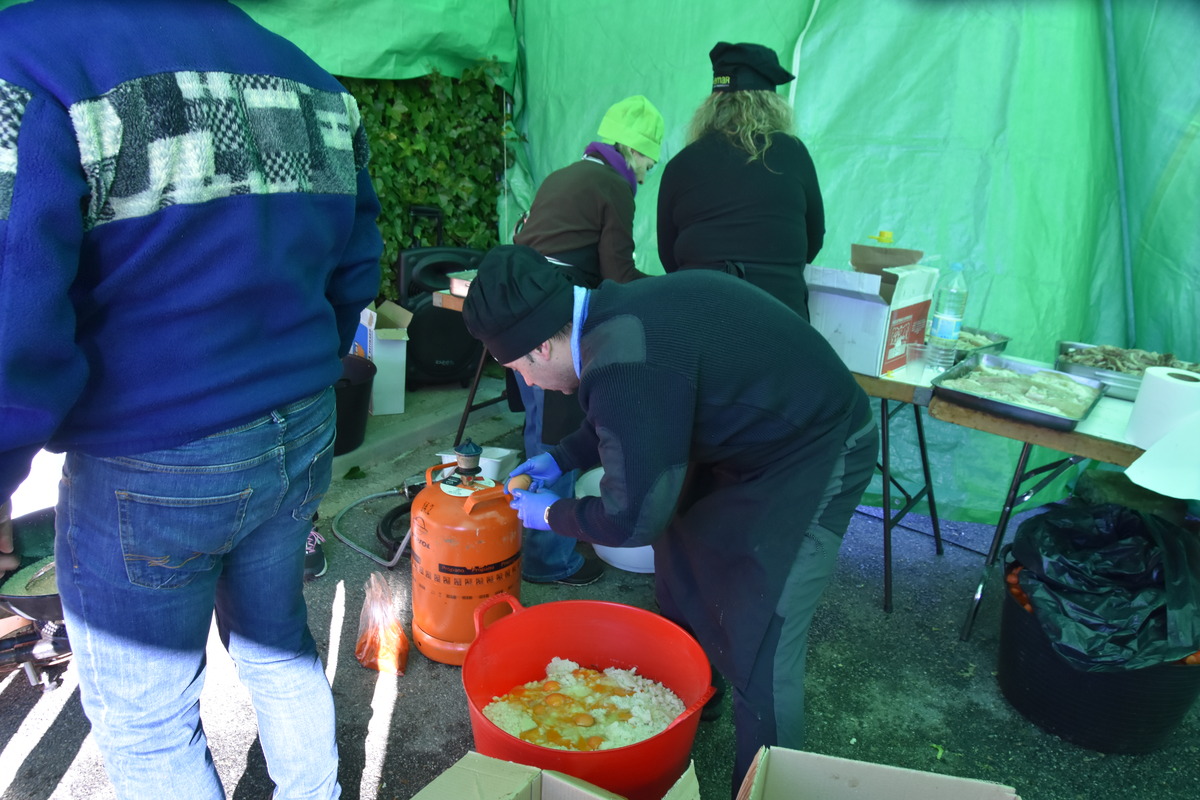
left=491, top=666, right=637, bottom=751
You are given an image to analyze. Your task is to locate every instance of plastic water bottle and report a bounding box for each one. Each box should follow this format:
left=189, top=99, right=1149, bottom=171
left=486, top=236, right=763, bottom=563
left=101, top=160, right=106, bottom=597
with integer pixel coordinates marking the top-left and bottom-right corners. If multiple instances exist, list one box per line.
left=927, top=262, right=969, bottom=372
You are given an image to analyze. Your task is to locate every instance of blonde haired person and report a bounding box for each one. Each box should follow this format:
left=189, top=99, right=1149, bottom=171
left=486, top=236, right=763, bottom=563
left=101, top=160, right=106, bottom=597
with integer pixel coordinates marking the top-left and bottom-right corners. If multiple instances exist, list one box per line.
left=657, top=43, right=825, bottom=320
left=508, top=95, right=665, bottom=586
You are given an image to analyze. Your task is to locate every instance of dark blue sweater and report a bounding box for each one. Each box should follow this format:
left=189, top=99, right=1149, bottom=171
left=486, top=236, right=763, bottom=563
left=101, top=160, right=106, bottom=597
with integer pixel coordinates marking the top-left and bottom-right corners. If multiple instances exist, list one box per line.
left=0, top=0, right=383, bottom=500
left=546, top=270, right=873, bottom=683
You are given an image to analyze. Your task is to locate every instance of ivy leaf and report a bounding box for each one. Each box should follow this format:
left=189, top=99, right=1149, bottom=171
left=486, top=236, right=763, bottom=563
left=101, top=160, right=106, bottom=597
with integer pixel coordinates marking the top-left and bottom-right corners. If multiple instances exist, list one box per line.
left=341, top=63, right=505, bottom=301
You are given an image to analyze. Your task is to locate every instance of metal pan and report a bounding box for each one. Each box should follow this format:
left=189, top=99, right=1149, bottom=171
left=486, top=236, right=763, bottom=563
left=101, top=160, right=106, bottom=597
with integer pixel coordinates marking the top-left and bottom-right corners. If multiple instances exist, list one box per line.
left=954, top=326, right=1011, bottom=364
left=932, top=353, right=1105, bottom=431
left=1055, top=341, right=1142, bottom=402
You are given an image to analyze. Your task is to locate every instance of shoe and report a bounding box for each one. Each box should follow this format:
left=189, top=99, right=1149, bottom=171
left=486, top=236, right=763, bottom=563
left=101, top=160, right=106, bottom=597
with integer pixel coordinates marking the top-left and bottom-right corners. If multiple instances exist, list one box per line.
left=556, top=558, right=604, bottom=586
left=304, top=529, right=327, bottom=582
left=528, top=558, right=605, bottom=587
left=701, top=671, right=727, bottom=721
left=700, top=687, right=725, bottom=722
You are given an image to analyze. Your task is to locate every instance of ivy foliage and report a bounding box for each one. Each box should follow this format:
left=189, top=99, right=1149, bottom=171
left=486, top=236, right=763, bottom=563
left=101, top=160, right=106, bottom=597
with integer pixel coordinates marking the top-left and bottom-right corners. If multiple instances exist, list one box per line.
left=341, top=62, right=507, bottom=302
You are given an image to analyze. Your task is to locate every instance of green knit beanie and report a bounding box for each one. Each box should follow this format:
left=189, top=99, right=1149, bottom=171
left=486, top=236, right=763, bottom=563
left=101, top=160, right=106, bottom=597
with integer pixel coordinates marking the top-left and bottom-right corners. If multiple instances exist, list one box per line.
left=597, top=95, right=664, bottom=162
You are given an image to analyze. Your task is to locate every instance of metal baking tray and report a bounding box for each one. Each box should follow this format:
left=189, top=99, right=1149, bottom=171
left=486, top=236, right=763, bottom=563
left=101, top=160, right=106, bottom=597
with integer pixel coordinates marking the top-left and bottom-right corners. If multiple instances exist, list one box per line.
left=1054, top=341, right=1142, bottom=402
left=953, top=326, right=1011, bottom=364
left=931, top=353, right=1105, bottom=431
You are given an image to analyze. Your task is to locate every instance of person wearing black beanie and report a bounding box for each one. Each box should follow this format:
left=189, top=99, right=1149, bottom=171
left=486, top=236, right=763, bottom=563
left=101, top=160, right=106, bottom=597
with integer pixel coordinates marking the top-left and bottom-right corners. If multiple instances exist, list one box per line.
left=657, top=41, right=825, bottom=320
left=464, top=244, right=878, bottom=797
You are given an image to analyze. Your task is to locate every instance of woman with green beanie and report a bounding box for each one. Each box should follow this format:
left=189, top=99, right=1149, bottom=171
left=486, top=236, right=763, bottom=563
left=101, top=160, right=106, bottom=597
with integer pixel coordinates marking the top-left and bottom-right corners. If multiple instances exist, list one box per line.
left=514, top=94, right=663, bottom=288
left=510, top=95, right=664, bottom=586
left=657, top=42, right=825, bottom=320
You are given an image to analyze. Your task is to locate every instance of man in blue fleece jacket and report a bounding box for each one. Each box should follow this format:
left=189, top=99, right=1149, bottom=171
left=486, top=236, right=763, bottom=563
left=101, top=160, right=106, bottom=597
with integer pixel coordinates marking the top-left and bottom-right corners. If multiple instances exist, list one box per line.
left=0, top=1, right=383, bottom=797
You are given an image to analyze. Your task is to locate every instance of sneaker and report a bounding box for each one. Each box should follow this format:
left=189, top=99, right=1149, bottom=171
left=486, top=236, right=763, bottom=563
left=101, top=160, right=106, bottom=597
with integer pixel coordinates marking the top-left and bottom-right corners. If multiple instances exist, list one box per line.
left=552, top=558, right=604, bottom=587
left=304, top=529, right=327, bottom=582
left=700, top=686, right=725, bottom=721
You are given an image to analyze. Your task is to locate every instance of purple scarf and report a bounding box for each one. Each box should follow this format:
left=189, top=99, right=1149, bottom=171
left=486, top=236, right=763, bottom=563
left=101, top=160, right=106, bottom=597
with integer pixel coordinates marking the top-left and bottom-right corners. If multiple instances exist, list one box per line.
left=584, top=142, right=638, bottom=196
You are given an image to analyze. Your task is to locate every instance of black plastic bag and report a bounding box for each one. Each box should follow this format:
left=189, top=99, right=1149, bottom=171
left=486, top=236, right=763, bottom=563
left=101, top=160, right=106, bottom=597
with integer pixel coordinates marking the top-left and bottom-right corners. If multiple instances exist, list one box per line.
left=1009, top=502, right=1200, bottom=672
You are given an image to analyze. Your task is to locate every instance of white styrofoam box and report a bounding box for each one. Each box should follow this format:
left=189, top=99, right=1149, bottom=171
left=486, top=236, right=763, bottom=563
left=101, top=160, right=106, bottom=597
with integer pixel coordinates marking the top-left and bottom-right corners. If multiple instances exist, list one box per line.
left=354, top=301, right=411, bottom=415
left=371, top=336, right=407, bottom=415
left=436, top=447, right=521, bottom=483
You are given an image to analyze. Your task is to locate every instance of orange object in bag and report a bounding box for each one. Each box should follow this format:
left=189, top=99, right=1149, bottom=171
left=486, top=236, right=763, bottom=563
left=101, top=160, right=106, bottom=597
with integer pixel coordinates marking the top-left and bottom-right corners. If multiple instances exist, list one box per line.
left=354, top=572, right=410, bottom=675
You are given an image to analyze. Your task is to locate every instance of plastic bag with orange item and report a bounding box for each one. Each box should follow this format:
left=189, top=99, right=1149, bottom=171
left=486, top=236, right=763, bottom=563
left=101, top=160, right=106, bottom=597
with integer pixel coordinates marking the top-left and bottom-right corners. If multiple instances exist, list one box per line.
left=1009, top=502, right=1200, bottom=672
left=354, top=572, right=410, bottom=675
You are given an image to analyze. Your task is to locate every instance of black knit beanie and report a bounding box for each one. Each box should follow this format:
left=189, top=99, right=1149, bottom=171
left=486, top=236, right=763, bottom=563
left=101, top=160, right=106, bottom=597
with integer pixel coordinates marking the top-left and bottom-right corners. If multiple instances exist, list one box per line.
left=462, top=245, right=574, bottom=364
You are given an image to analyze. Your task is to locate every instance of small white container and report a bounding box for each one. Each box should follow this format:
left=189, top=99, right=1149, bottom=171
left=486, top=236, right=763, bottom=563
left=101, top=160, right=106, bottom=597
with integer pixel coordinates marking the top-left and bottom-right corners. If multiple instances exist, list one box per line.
left=575, top=468, right=655, bottom=574
left=436, top=447, right=520, bottom=482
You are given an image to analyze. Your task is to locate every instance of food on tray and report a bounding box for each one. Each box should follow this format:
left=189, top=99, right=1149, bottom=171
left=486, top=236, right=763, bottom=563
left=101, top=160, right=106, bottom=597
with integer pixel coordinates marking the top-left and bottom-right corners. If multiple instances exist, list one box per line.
left=956, top=330, right=998, bottom=351
left=1059, top=344, right=1200, bottom=377
left=940, top=364, right=1100, bottom=419
left=0, top=556, right=56, bottom=597
left=483, top=657, right=684, bottom=751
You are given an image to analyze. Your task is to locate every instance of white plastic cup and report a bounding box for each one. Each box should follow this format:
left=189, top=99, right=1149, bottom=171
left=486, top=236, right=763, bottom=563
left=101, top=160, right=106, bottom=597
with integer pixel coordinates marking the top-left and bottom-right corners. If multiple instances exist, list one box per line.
left=905, top=343, right=930, bottom=383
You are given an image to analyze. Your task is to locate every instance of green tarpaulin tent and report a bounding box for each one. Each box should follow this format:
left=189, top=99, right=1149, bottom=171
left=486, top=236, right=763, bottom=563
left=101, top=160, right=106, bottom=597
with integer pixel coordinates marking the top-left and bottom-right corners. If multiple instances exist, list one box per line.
left=7, top=0, right=1196, bottom=521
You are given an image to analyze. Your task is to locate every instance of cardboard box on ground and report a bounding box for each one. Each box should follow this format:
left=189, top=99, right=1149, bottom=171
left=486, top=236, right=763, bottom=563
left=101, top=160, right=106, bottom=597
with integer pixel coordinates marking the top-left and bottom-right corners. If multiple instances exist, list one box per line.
left=352, top=301, right=411, bottom=415
left=410, top=747, right=1020, bottom=800
left=805, top=244, right=939, bottom=376
left=410, top=751, right=700, bottom=800
left=736, top=747, right=1021, bottom=800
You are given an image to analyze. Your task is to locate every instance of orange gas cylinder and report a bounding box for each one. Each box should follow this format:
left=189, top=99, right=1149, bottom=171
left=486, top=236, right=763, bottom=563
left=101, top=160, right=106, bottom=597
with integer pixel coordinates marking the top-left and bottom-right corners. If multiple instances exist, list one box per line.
left=410, top=447, right=522, bottom=666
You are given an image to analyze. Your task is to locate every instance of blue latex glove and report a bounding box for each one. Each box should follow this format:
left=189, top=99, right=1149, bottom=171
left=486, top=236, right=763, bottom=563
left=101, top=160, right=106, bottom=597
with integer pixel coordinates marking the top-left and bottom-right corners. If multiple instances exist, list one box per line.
left=509, top=452, right=563, bottom=491
left=509, top=488, right=561, bottom=531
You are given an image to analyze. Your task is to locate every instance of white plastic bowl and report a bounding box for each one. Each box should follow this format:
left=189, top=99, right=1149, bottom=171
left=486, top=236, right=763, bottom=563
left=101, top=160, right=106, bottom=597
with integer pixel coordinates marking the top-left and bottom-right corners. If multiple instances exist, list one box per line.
left=575, top=468, right=655, bottom=574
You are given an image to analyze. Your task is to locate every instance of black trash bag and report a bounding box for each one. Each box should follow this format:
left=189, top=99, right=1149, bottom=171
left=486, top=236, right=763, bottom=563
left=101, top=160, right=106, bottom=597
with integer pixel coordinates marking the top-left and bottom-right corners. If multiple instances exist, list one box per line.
left=1008, top=502, right=1200, bottom=672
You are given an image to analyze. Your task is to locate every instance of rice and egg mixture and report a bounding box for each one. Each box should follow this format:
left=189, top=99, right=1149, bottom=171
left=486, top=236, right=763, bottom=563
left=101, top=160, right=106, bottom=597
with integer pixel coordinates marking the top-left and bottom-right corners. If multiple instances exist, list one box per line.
left=483, top=657, right=684, bottom=751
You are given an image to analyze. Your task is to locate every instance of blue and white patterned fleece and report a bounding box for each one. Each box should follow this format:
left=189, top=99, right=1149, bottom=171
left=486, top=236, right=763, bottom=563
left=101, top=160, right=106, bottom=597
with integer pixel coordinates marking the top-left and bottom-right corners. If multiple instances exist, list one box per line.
left=0, top=0, right=384, bottom=502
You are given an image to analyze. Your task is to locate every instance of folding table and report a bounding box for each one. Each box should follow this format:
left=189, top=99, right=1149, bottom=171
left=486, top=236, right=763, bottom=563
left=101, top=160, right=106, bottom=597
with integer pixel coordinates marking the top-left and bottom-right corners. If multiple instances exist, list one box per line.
left=431, top=290, right=507, bottom=446
left=851, top=374, right=943, bottom=613
left=926, top=394, right=1144, bottom=639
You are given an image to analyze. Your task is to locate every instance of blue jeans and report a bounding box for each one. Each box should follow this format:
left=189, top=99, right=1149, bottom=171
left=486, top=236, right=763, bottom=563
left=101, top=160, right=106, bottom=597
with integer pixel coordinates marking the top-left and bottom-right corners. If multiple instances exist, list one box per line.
left=514, top=374, right=582, bottom=581
left=56, top=388, right=341, bottom=800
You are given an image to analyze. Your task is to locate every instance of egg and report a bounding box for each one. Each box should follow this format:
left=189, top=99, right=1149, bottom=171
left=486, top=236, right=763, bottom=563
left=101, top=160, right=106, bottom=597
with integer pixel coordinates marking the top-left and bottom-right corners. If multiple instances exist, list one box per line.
left=482, top=657, right=685, bottom=752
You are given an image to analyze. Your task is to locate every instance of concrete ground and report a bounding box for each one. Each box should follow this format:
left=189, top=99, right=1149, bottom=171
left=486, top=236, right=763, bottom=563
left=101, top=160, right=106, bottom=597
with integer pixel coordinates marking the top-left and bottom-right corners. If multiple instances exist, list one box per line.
left=2, top=372, right=1198, bottom=800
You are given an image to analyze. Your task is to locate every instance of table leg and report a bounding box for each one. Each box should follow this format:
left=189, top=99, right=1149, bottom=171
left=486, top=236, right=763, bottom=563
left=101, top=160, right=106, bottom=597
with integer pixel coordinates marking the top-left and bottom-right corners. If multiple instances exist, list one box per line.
left=880, top=398, right=893, bottom=613
left=959, top=441, right=1031, bottom=640
left=453, top=350, right=501, bottom=448
left=958, top=445, right=1090, bottom=640
left=912, top=405, right=943, bottom=555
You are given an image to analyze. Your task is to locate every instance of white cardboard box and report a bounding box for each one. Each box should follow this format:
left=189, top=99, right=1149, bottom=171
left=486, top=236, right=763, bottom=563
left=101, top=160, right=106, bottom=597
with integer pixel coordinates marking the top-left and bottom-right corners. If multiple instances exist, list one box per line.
left=736, top=747, right=1021, bottom=800
left=806, top=245, right=938, bottom=376
left=352, top=301, right=411, bottom=415
left=411, top=751, right=701, bottom=800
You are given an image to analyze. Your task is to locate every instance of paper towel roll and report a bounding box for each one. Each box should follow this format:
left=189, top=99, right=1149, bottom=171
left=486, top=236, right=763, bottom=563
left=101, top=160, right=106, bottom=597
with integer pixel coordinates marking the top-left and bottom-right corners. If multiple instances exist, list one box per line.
left=1126, top=409, right=1200, bottom=500
left=1124, top=366, right=1200, bottom=450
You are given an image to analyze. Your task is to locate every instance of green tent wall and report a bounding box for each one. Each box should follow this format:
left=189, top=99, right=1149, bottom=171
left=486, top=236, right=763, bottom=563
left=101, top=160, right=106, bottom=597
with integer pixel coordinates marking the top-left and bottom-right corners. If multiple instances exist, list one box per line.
left=508, top=0, right=1200, bottom=523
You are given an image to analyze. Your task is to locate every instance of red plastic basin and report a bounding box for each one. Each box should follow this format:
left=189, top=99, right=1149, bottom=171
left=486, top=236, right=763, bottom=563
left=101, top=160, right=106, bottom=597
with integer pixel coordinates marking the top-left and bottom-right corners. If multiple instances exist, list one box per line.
left=461, top=593, right=714, bottom=800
